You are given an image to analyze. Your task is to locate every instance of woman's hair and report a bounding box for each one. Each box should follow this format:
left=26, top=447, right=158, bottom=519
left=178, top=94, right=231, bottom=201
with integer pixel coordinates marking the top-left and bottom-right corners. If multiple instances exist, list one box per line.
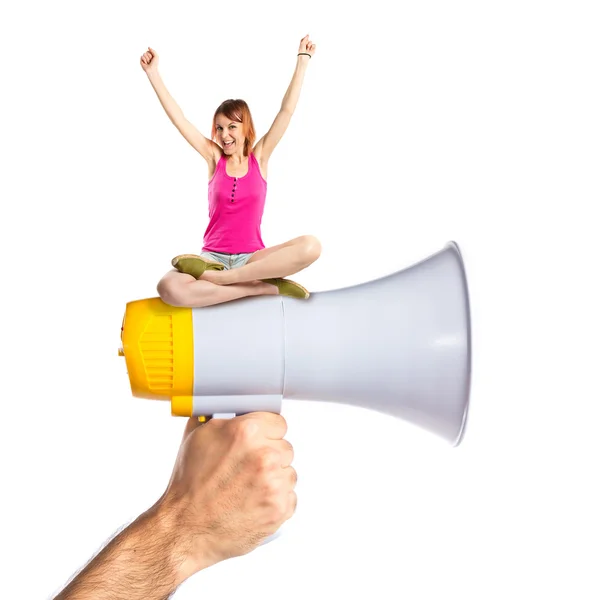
left=211, top=99, right=256, bottom=156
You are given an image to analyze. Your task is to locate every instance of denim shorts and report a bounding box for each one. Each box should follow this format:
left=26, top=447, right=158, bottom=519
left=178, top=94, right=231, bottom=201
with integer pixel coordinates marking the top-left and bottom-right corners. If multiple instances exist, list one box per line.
left=200, top=250, right=256, bottom=270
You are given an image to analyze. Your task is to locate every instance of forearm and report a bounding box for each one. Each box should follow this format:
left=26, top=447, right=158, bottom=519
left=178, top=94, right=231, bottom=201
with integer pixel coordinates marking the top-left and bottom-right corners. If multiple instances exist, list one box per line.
left=54, top=504, right=195, bottom=600
left=146, top=70, right=186, bottom=126
left=281, top=55, right=310, bottom=114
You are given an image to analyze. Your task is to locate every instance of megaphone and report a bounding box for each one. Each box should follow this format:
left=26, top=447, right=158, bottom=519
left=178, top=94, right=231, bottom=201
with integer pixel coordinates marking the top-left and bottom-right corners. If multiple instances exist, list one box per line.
left=119, top=241, right=472, bottom=445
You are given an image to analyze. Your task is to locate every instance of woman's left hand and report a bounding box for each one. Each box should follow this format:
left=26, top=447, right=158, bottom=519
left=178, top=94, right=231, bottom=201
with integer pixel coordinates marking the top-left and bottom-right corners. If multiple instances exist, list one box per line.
left=298, top=34, right=316, bottom=59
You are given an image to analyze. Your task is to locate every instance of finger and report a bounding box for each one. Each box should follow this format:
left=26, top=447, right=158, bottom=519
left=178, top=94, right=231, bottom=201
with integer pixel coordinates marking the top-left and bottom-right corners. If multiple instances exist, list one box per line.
left=286, top=490, right=298, bottom=520
left=245, top=411, right=288, bottom=440
left=272, top=439, right=294, bottom=467
left=284, top=465, right=297, bottom=487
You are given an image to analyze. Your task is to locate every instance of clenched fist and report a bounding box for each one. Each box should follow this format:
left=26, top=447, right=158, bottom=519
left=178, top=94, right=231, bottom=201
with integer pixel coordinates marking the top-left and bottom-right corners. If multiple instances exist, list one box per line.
left=158, top=412, right=297, bottom=576
left=298, top=34, right=317, bottom=58
left=140, top=47, right=159, bottom=74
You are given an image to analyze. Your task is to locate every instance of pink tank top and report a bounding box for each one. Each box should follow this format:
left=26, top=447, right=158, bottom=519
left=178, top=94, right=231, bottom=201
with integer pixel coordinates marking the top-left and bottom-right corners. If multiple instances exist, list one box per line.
left=202, top=152, right=267, bottom=253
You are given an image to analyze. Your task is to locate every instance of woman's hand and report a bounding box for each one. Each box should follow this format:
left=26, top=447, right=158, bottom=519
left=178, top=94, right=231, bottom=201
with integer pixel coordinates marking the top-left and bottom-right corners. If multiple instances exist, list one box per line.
left=298, top=34, right=316, bottom=59
left=140, top=47, right=159, bottom=74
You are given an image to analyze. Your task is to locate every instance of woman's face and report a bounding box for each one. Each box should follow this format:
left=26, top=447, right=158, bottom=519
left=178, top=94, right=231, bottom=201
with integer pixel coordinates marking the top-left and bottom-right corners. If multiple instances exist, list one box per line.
left=215, top=114, right=245, bottom=154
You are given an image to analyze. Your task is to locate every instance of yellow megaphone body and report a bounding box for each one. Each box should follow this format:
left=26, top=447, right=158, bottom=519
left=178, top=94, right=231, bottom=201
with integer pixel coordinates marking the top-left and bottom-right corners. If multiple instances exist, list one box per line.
left=119, top=242, right=472, bottom=445
left=119, top=298, right=197, bottom=417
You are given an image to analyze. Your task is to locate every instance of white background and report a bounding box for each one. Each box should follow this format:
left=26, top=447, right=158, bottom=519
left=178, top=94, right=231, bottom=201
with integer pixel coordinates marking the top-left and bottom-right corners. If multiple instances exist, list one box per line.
left=2, top=1, right=599, bottom=598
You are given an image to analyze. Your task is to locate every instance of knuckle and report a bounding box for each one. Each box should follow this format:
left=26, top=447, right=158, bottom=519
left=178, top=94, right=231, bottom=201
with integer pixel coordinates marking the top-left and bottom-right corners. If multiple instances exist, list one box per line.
left=267, top=494, right=289, bottom=522
left=264, top=478, right=281, bottom=497
left=231, top=418, right=258, bottom=443
left=255, top=446, right=280, bottom=472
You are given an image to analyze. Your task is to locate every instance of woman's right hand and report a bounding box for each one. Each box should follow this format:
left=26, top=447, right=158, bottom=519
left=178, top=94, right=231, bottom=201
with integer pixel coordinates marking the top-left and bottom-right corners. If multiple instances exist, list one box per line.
left=140, top=47, right=159, bottom=74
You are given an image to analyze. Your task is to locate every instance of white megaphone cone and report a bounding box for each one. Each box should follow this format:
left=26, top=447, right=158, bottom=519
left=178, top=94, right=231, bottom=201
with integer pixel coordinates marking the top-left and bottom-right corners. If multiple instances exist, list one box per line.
left=283, top=240, right=472, bottom=445
left=187, top=241, right=471, bottom=445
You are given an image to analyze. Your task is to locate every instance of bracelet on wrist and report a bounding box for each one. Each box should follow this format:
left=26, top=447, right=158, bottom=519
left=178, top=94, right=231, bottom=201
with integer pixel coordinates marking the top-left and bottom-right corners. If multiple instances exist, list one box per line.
left=297, top=52, right=311, bottom=58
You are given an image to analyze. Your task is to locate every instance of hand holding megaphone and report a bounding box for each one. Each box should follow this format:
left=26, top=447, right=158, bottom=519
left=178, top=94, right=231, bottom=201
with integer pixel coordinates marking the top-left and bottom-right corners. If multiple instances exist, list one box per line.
left=157, top=412, right=296, bottom=578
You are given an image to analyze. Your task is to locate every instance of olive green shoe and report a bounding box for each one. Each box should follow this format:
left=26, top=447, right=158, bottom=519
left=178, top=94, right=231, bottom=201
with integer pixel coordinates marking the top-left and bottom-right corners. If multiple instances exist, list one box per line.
left=171, top=254, right=225, bottom=279
left=261, top=277, right=310, bottom=299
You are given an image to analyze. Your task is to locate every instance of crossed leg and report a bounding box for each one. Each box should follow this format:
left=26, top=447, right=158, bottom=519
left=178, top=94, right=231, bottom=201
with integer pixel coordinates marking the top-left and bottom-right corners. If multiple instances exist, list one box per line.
left=157, top=271, right=279, bottom=308
left=158, top=235, right=321, bottom=308
left=200, top=235, right=321, bottom=285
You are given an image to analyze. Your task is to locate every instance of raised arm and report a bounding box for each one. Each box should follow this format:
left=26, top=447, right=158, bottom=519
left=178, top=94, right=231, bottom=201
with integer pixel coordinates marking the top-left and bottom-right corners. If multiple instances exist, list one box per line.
left=140, top=47, right=221, bottom=164
left=253, top=35, right=317, bottom=163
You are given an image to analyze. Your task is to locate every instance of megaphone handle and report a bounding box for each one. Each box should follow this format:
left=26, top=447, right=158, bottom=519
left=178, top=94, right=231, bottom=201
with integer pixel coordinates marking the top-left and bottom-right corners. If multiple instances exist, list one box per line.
left=201, top=413, right=283, bottom=546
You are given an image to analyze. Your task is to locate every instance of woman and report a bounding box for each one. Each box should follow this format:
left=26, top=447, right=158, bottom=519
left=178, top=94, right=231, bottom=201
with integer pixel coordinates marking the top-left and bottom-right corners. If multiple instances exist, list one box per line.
left=139, top=35, right=321, bottom=308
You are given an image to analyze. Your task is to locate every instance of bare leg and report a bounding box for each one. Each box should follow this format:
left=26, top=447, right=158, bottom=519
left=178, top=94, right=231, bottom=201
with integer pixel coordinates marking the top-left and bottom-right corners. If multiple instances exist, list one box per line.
left=157, top=270, right=277, bottom=308
left=200, top=235, right=321, bottom=285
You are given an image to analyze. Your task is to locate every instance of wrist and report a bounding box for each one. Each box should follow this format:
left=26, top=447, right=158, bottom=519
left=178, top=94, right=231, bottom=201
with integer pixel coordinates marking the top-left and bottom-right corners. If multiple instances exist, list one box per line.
left=146, top=68, right=160, bottom=81
left=129, top=506, right=192, bottom=589
left=150, top=496, right=215, bottom=583
left=295, top=56, right=310, bottom=73
left=55, top=501, right=201, bottom=599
